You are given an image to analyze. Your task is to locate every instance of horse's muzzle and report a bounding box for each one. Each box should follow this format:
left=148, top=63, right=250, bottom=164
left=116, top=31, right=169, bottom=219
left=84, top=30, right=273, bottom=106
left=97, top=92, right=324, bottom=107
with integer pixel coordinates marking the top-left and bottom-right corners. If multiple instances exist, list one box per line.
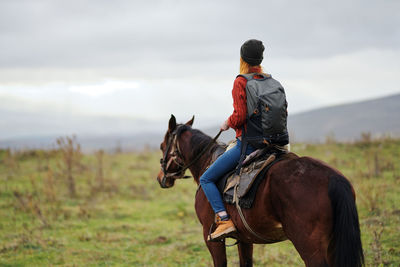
left=159, top=176, right=169, bottom=189
left=157, top=170, right=173, bottom=189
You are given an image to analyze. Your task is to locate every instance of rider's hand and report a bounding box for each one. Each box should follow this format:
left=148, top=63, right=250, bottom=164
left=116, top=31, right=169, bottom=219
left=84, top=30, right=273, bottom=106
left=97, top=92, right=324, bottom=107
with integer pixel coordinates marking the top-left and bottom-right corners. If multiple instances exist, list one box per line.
left=220, top=120, right=229, bottom=131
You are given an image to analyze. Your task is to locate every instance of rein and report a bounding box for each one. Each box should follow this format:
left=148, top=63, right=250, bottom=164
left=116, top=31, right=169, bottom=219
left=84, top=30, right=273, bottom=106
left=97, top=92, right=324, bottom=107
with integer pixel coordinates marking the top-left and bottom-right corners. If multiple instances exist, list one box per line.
left=160, top=127, right=222, bottom=184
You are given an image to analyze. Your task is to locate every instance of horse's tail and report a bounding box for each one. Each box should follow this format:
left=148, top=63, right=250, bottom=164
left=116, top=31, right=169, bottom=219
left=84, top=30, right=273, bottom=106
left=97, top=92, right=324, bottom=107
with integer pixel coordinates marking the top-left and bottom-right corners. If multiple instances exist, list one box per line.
left=328, top=174, right=364, bottom=267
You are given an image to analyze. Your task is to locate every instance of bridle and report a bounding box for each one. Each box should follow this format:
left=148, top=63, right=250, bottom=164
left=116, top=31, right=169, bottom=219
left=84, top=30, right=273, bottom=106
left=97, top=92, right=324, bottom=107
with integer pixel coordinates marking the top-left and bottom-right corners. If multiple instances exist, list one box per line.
left=160, top=127, right=191, bottom=181
left=159, top=126, right=222, bottom=188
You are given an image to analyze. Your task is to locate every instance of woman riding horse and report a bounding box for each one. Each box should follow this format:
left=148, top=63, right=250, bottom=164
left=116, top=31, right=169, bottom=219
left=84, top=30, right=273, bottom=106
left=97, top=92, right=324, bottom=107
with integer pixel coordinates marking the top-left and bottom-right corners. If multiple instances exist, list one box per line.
left=200, top=39, right=289, bottom=241
left=157, top=41, right=363, bottom=266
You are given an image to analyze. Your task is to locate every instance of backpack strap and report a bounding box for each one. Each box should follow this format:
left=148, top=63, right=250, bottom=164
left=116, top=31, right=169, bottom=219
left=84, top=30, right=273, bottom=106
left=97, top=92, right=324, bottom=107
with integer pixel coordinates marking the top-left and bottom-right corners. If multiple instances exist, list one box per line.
left=236, top=73, right=271, bottom=81
left=235, top=127, right=248, bottom=175
left=237, top=73, right=254, bottom=81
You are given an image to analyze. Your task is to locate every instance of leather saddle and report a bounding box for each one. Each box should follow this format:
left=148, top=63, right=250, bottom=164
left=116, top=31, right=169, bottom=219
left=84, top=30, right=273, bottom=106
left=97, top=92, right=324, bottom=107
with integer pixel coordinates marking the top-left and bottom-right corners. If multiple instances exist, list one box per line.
left=211, top=141, right=288, bottom=208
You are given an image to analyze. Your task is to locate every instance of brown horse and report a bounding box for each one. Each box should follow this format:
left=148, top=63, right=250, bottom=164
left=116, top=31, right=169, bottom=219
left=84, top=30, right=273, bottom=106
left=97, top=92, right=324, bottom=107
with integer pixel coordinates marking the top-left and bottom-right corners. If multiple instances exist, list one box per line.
left=157, top=115, right=364, bottom=267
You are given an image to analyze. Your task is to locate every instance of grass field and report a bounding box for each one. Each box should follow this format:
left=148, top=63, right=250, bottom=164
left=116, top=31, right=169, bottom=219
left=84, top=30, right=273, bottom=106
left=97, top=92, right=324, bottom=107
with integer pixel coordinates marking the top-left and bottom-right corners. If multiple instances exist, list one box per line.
left=1, top=136, right=400, bottom=266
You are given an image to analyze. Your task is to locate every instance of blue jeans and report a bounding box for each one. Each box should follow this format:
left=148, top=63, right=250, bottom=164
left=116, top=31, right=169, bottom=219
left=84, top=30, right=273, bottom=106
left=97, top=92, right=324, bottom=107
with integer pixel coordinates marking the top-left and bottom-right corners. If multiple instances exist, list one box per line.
left=200, top=138, right=256, bottom=213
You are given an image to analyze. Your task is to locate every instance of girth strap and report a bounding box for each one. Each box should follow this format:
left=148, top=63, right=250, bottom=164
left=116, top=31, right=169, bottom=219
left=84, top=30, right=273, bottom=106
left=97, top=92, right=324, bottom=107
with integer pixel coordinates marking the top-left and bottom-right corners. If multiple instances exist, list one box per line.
left=234, top=183, right=277, bottom=243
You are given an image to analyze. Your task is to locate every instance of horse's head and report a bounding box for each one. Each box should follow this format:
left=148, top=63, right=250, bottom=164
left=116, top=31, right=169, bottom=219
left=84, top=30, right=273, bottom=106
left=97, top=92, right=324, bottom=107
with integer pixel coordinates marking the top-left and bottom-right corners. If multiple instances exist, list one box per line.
left=157, top=114, right=194, bottom=188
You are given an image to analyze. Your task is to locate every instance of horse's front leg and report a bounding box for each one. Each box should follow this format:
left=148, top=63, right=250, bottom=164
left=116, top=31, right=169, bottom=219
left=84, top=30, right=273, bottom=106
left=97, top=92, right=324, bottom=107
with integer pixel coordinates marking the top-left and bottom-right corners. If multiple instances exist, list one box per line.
left=203, top=226, right=227, bottom=267
left=196, top=188, right=227, bottom=266
left=238, top=242, right=253, bottom=267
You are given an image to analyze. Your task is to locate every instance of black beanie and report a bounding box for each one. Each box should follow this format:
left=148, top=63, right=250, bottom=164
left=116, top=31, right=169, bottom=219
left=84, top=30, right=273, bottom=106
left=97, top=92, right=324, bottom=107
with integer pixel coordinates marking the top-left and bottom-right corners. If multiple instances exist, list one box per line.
left=240, top=39, right=265, bottom=66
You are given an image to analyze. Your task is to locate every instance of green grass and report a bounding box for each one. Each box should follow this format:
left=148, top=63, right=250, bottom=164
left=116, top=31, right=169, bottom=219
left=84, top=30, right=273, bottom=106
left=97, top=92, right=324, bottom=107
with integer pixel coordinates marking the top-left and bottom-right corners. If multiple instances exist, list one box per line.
left=0, top=138, right=400, bottom=266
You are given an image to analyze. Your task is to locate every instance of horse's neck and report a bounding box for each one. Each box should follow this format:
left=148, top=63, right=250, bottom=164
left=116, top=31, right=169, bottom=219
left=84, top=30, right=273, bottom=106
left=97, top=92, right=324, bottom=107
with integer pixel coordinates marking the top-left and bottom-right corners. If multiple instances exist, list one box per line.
left=186, top=150, right=212, bottom=184
left=180, top=137, right=218, bottom=184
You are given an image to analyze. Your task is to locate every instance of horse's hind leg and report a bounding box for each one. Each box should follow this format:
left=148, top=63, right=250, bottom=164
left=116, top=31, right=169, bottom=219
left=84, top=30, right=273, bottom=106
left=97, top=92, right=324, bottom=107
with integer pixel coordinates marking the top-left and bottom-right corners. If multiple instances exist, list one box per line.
left=284, top=221, right=331, bottom=267
left=203, top=227, right=227, bottom=267
left=237, top=242, right=253, bottom=267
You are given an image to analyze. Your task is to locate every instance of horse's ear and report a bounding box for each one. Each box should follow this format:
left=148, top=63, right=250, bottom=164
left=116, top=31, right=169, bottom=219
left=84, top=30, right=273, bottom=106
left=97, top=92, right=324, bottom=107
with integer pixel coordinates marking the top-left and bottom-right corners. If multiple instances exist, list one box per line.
left=168, top=114, right=176, bottom=132
left=185, top=115, right=195, bottom=126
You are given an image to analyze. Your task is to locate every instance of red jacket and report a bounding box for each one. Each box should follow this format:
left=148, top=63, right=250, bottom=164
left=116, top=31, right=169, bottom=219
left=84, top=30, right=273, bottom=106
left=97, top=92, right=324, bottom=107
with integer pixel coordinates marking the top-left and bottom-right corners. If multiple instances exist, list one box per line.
left=227, top=66, right=263, bottom=138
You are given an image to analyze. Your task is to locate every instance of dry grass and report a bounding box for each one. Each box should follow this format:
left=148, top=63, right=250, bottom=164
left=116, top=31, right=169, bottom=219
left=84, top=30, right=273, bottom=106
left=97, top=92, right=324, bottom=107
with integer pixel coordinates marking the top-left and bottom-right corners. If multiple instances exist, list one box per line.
left=0, top=134, right=399, bottom=266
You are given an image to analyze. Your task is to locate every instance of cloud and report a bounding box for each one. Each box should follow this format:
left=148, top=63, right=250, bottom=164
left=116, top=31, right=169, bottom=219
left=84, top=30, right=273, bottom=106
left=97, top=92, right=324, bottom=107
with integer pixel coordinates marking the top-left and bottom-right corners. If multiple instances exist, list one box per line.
left=0, top=0, right=399, bottom=72
left=0, top=0, right=399, bottom=132
left=273, top=48, right=400, bottom=111
left=2, top=47, right=399, bottom=122
left=69, top=80, right=139, bottom=97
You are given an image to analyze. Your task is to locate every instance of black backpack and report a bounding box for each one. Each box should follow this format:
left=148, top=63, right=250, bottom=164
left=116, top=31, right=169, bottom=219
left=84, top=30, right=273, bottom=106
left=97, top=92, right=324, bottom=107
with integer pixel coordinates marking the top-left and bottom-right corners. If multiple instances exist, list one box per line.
left=239, top=73, right=289, bottom=148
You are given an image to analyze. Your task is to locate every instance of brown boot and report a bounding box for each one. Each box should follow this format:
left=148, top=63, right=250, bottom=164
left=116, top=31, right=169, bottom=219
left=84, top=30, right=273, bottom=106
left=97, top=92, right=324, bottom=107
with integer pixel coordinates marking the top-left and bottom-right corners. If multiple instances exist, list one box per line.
left=208, top=218, right=236, bottom=241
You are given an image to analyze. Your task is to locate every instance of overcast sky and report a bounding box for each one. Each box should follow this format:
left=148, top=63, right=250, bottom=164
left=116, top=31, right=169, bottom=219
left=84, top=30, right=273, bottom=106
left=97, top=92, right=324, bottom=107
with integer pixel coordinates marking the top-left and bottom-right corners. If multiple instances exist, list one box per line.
left=1, top=0, right=399, bottom=131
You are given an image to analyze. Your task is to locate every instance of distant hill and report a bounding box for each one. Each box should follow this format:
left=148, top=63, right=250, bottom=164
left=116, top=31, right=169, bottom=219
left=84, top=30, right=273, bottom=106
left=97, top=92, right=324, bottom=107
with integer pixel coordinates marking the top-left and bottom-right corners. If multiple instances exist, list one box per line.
left=0, top=102, right=164, bottom=152
left=0, top=133, right=164, bottom=153
left=288, top=93, right=400, bottom=142
left=205, top=93, right=400, bottom=144
left=1, top=93, right=399, bottom=151
left=0, top=108, right=162, bottom=139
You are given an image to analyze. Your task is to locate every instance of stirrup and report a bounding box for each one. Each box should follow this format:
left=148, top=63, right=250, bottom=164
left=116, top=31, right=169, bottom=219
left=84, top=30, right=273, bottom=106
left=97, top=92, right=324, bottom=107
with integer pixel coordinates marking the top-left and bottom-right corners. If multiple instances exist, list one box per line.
left=207, top=221, right=238, bottom=242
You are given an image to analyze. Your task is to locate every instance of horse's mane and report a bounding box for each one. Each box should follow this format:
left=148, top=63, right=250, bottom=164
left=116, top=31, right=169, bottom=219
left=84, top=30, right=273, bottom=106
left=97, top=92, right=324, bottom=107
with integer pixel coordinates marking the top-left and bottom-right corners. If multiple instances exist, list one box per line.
left=176, top=124, right=221, bottom=159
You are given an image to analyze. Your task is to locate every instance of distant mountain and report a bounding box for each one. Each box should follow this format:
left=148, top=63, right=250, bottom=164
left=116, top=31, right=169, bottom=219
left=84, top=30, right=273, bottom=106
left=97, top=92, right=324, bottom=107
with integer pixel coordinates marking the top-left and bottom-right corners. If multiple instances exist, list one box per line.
left=0, top=108, right=162, bottom=139
left=0, top=133, right=164, bottom=152
left=205, top=93, right=400, bottom=144
left=288, top=93, right=400, bottom=142
left=0, top=107, right=166, bottom=151
left=1, top=93, right=399, bottom=151
left=0, top=103, right=164, bottom=151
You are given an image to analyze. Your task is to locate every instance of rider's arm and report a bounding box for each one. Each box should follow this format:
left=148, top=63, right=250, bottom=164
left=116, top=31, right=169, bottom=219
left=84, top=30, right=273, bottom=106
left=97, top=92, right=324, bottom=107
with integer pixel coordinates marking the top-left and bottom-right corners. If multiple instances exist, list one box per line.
left=227, top=76, right=247, bottom=130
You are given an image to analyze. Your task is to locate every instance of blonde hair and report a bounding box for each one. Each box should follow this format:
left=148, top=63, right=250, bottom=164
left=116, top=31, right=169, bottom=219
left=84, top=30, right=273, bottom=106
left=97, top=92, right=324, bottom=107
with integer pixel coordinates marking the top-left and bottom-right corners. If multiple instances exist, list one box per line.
left=240, top=57, right=263, bottom=74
